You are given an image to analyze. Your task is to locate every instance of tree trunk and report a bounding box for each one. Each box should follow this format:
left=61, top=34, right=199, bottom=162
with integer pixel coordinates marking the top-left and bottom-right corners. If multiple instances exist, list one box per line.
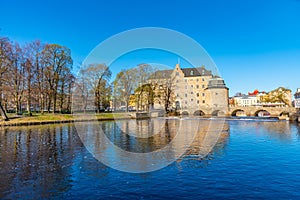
left=40, top=93, right=44, bottom=114
left=27, top=83, right=32, bottom=116
left=0, top=102, right=9, bottom=121
left=52, top=92, right=57, bottom=114
left=15, top=95, right=19, bottom=114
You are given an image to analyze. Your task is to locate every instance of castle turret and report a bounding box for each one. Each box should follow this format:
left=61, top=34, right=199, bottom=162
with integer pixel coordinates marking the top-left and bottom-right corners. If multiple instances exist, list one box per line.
left=205, top=77, right=229, bottom=116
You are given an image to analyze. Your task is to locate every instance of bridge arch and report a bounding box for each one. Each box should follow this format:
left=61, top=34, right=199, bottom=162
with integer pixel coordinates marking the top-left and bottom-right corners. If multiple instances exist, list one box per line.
left=181, top=111, right=189, bottom=116
left=193, top=110, right=205, bottom=116
left=279, top=111, right=289, bottom=117
left=231, top=109, right=246, bottom=117
left=254, top=109, right=270, bottom=117
left=212, top=110, right=225, bottom=117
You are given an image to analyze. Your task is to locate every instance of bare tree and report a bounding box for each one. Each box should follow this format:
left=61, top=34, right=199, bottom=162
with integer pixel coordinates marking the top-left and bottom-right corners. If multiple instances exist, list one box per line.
left=74, top=63, right=111, bottom=113
left=7, top=42, right=26, bottom=114
left=0, top=37, right=75, bottom=116
left=0, top=36, right=12, bottom=115
left=41, top=44, right=73, bottom=113
left=114, top=68, right=137, bottom=112
left=25, top=40, right=45, bottom=114
left=74, top=67, right=90, bottom=113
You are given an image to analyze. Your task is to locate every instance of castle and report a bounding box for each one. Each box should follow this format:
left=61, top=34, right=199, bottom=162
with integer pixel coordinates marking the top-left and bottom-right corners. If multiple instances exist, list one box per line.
left=137, top=64, right=229, bottom=116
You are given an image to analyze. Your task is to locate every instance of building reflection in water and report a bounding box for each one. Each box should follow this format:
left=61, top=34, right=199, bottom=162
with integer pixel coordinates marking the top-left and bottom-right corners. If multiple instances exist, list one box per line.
left=77, top=118, right=230, bottom=168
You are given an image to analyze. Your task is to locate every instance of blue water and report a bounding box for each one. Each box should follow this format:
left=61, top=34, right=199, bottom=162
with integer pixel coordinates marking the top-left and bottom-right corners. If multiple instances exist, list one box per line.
left=1, top=120, right=300, bottom=199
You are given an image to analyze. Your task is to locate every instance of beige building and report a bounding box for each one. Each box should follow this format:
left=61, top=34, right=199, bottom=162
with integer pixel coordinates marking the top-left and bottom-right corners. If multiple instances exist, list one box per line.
left=142, top=64, right=229, bottom=116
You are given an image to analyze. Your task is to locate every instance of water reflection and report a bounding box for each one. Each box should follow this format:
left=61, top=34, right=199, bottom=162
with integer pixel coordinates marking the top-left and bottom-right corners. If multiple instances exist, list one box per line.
left=231, top=120, right=294, bottom=141
left=0, top=120, right=299, bottom=199
left=75, top=118, right=229, bottom=173
left=0, top=124, right=85, bottom=199
left=0, top=119, right=230, bottom=198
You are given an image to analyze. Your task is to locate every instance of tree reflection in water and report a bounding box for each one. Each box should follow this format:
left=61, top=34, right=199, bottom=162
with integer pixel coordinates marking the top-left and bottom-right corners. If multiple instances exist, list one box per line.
left=0, top=124, right=106, bottom=199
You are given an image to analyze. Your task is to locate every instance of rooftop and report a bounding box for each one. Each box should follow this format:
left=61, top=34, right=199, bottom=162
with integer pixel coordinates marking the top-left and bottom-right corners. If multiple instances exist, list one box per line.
left=181, top=66, right=212, bottom=77
left=149, top=65, right=213, bottom=79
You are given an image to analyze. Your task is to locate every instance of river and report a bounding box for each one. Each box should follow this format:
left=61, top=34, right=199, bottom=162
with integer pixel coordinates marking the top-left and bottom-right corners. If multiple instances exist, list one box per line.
left=1, top=118, right=300, bottom=199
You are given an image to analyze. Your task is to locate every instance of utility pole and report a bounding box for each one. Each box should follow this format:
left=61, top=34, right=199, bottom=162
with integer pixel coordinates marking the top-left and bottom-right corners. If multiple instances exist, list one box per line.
left=0, top=102, right=8, bottom=121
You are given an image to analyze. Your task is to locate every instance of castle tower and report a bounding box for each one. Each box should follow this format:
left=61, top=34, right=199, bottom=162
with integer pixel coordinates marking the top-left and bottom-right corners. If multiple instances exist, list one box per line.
left=205, top=77, right=229, bottom=116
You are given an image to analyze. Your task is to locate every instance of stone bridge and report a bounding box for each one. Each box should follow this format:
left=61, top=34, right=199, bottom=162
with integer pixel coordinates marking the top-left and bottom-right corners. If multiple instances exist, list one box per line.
left=229, top=106, right=297, bottom=117
left=179, top=106, right=297, bottom=117
left=179, top=106, right=228, bottom=117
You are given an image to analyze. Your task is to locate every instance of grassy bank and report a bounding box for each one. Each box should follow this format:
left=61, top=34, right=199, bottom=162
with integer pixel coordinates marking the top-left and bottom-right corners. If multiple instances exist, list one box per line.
left=0, top=113, right=133, bottom=126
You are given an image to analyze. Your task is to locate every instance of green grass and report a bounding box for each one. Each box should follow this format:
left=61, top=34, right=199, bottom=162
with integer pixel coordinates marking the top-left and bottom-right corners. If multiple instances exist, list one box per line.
left=0, top=112, right=133, bottom=126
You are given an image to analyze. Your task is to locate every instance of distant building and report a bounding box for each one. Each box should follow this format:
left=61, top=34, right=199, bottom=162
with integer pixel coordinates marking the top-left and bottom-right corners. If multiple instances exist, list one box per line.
left=260, top=87, right=292, bottom=107
left=294, top=88, right=300, bottom=109
left=233, top=95, right=259, bottom=107
left=232, top=90, right=265, bottom=107
left=231, top=88, right=292, bottom=108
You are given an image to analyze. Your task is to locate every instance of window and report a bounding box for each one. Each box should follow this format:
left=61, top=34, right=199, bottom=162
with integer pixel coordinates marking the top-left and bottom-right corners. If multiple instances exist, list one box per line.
left=191, top=99, right=194, bottom=102
left=185, top=101, right=187, bottom=104
left=202, top=93, right=205, bottom=97
left=202, top=78, right=205, bottom=81
left=176, top=72, right=179, bottom=76
left=202, top=100, right=205, bottom=103
left=202, top=85, right=205, bottom=88
left=191, top=85, right=193, bottom=88
left=191, top=92, right=194, bottom=94
left=190, top=70, right=194, bottom=75
left=185, top=85, right=187, bottom=89
left=185, top=94, right=187, bottom=97
left=215, top=92, right=218, bottom=95
left=197, top=93, right=199, bottom=97
left=197, top=100, right=200, bottom=104
left=197, top=79, right=199, bottom=82
left=196, top=85, right=199, bottom=89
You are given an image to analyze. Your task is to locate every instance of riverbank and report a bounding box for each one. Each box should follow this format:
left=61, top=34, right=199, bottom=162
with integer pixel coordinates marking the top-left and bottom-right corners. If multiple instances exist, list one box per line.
left=0, top=113, right=134, bottom=127
left=1, top=113, right=299, bottom=127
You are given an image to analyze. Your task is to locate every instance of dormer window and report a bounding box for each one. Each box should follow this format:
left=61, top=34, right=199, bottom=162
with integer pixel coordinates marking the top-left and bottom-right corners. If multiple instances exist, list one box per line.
left=190, top=70, right=194, bottom=75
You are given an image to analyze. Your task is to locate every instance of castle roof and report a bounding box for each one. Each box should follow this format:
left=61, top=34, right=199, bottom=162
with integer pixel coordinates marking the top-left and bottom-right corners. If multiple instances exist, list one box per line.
left=206, top=77, right=228, bottom=89
left=149, top=65, right=212, bottom=79
left=181, top=66, right=212, bottom=77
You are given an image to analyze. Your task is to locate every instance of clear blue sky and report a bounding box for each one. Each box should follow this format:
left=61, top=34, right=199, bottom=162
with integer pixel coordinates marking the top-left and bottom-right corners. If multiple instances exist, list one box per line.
left=1, top=0, right=300, bottom=96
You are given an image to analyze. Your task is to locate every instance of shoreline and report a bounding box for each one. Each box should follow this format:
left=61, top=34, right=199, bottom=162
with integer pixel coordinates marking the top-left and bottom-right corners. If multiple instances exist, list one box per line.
left=0, top=113, right=134, bottom=127
left=1, top=114, right=298, bottom=127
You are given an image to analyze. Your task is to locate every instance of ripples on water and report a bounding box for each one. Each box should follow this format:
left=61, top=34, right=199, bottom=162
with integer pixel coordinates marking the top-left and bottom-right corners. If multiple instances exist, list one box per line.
left=0, top=119, right=300, bottom=199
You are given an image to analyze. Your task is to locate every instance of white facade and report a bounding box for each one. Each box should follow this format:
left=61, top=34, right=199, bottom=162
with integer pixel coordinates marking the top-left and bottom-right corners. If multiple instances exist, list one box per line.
left=234, top=96, right=258, bottom=107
